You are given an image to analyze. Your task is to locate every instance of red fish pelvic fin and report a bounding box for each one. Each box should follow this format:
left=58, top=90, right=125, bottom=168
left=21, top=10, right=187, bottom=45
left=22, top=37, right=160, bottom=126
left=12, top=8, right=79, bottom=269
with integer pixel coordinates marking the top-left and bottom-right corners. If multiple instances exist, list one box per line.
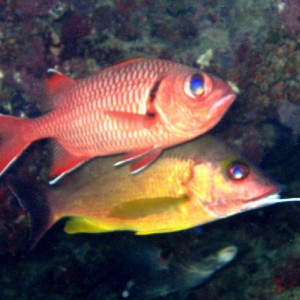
left=49, top=141, right=90, bottom=185
left=114, top=147, right=162, bottom=174
left=0, top=114, right=31, bottom=175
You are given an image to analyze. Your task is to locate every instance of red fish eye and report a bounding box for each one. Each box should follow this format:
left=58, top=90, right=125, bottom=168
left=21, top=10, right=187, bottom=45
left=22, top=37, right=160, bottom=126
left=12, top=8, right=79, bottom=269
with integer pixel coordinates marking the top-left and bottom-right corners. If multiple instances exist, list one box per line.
left=184, top=73, right=205, bottom=98
left=227, top=162, right=249, bottom=181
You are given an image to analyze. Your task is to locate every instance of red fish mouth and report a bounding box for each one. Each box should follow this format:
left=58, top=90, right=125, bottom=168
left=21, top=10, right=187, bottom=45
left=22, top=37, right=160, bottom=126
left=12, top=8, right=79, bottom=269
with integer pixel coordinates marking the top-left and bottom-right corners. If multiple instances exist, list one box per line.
left=207, top=93, right=236, bottom=117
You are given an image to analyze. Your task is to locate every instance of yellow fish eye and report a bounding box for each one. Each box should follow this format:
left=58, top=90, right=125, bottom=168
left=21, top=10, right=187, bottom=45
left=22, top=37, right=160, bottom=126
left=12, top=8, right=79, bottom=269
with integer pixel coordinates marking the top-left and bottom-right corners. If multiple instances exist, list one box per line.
left=185, top=73, right=205, bottom=98
left=226, top=161, right=249, bottom=181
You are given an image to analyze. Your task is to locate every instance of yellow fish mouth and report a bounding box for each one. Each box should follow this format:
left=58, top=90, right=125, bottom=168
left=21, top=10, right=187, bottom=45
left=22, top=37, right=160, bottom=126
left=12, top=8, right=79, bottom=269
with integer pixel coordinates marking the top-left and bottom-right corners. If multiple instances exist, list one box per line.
left=242, top=193, right=300, bottom=211
left=241, top=193, right=282, bottom=210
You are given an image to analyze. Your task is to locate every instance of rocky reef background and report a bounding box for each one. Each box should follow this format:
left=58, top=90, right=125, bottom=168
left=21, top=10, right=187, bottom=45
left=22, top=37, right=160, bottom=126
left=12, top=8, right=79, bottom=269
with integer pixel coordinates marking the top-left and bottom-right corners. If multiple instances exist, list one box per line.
left=1, top=0, right=300, bottom=299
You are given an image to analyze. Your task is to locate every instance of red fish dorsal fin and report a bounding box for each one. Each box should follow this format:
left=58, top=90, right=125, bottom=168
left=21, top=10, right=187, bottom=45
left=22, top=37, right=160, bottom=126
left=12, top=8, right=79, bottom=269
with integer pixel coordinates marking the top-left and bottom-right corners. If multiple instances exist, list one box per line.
left=43, top=69, right=76, bottom=111
left=110, top=58, right=145, bottom=68
left=101, top=58, right=145, bottom=72
left=45, top=69, right=75, bottom=97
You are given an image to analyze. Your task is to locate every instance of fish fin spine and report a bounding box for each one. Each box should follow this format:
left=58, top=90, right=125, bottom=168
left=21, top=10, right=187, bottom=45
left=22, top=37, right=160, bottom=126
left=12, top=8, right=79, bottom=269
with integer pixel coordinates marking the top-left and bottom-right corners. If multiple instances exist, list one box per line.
left=114, top=147, right=155, bottom=166
left=129, top=148, right=162, bottom=174
left=114, top=147, right=162, bottom=173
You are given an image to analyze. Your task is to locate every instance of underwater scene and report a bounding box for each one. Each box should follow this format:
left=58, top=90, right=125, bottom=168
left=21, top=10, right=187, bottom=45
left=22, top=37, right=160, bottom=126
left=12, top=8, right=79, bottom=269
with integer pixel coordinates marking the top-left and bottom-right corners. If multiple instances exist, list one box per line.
left=1, top=0, right=300, bottom=299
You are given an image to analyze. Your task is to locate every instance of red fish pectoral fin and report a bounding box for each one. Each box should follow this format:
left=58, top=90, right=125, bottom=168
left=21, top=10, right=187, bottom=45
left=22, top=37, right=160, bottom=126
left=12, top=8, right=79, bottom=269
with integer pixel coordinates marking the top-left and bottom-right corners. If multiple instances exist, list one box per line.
left=49, top=141, right=89, bottom=185
left=104, top=111, right=156, bottom=129
left=129, top=148, right=162, bottom=174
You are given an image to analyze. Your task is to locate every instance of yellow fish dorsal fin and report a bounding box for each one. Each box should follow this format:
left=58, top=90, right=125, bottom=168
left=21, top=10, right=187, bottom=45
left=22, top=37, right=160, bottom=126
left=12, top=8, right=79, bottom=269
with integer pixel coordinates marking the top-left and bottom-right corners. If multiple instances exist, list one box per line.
left=64, top=217, right=111, bottom=234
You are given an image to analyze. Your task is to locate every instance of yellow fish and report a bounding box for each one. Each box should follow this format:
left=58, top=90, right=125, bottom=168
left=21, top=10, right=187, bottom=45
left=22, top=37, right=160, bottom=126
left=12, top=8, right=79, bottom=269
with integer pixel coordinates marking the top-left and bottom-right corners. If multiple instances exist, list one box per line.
left=10, top=135, right=280, bottom=249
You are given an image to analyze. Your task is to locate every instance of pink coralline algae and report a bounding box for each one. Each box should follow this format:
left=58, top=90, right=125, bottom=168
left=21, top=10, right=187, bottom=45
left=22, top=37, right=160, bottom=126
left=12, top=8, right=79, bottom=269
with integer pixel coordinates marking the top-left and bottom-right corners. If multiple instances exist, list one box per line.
left=281, top=0, right=300, bottom=38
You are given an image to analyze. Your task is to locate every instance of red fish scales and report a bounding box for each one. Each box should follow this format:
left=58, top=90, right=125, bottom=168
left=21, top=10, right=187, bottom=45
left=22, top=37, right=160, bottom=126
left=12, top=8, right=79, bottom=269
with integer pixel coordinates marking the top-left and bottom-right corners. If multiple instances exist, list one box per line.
left=0, top=58, right=235, bottom=182
left=38, top=61, right=172, bottom=152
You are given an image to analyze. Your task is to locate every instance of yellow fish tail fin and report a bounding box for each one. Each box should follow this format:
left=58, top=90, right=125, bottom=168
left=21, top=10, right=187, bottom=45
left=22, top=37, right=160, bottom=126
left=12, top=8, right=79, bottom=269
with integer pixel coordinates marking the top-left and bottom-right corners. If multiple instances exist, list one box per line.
left=8, top=178, right=54, bottom=252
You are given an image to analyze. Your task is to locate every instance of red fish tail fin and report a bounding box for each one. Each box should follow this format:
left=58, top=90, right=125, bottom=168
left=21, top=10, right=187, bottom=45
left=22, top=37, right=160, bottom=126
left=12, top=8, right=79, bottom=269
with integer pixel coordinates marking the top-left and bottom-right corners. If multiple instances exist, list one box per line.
left=8, top=178, right=54, bottom=252
left=0, top=115, right=32, bottom=175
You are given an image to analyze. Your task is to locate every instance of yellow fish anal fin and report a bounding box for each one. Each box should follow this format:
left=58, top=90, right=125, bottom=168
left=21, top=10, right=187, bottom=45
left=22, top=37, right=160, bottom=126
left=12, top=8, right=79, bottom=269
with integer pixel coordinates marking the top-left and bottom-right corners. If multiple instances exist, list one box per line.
left=64, top=217, right=112, bottom=234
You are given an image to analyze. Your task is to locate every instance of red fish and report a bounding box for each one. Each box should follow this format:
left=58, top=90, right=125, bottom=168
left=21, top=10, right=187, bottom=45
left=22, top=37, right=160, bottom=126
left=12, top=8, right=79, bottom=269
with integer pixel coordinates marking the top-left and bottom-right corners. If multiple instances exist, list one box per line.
left=0, top=58, right=235, bottom=183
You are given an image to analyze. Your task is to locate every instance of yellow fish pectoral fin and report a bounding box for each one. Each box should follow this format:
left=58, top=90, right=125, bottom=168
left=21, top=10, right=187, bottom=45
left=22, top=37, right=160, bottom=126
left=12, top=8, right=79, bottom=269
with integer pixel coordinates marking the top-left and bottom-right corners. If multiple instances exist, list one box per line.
left=109, top=196, right=189, bottom=219
left=64, top=217, right=112, bottom=234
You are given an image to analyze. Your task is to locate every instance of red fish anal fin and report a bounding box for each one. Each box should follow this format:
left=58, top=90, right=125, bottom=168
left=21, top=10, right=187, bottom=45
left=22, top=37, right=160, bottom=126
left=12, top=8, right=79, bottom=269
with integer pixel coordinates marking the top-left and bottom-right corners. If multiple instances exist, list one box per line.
left=49, top=141, right=89, bottom=185
left=104, top=111, right=156, bottom=130
left=0, top=115, right=31, bottom=175
left=114, top=147, right=155, bottom=167
left=129, top=148, right=162, bottom=174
